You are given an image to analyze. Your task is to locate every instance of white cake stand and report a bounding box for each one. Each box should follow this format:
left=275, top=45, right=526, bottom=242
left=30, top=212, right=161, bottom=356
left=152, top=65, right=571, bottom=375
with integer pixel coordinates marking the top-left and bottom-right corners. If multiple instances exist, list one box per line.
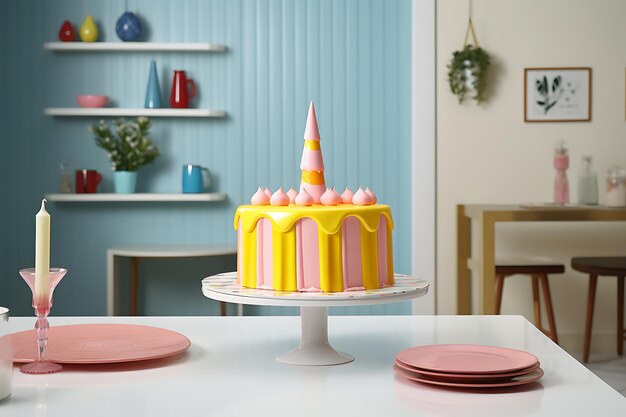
left=201, top=272, right=429, bottom=366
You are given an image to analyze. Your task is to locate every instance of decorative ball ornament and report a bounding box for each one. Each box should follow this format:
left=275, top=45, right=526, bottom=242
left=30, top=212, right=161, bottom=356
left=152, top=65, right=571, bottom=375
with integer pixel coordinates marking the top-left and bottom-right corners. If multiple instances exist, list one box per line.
left=58, top=21, right=75, bottom=42
left=116, top=12, right=142, bottom=42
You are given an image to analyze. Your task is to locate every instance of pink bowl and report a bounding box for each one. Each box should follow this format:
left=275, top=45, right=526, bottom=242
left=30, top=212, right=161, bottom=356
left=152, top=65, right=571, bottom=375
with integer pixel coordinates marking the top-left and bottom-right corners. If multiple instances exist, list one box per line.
left=76, top=95, right=109, bottom=108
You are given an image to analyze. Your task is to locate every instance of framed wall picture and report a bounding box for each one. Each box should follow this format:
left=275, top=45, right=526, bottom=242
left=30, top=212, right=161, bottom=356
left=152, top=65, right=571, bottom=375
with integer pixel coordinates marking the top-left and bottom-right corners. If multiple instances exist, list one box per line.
left=524, top=67, right=592, bottom=122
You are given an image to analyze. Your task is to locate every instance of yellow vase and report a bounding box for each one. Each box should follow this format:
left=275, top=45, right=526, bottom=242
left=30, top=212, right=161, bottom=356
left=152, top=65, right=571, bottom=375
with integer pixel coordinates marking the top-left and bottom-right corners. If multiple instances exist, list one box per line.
left=80, top=15, right=98, bottom=42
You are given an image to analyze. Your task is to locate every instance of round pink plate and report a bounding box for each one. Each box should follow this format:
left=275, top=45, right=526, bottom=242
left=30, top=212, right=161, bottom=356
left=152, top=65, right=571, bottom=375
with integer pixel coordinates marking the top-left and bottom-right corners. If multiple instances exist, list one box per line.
left=11, top=324, right=191, bottom=364
left=394, top=359, right=540, bottom=381
left=393, top=364, right=544, bottom=389
left=396, top=344, right=539, bottom=374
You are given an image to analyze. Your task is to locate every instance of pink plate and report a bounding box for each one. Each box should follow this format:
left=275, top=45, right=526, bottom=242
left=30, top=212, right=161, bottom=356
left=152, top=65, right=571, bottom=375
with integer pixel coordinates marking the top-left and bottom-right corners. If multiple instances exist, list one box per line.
left=11, top=324, right=191, bottom=364
left=396, top=344, right=539, bottom=374
left=394, top=364, right=544, bottom=389
left=394, top=359, right=540, bottom=381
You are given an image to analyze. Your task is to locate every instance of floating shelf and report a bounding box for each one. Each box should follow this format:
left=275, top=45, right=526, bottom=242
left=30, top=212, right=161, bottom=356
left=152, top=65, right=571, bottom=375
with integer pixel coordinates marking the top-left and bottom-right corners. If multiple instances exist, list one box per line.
left=44, top=42, right=226, bottom=52
left=44, top=108, right=226, bottom=118
left=45, top=193, right=227, bottom=202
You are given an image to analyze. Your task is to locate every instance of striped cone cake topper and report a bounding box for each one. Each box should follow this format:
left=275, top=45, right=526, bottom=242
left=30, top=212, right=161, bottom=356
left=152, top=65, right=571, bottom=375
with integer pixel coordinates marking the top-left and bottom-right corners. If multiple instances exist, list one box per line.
left=300, top=102, right=326, bottom=203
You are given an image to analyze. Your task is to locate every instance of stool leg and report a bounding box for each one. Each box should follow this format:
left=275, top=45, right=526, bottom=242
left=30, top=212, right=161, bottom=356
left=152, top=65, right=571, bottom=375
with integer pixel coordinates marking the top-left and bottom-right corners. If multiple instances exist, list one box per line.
left=583, top=274, right=598, bottom=363
left=220, top=301, right=227, bottom=317
left=494, top=274, right=504, bottom=315
left=618, top=275, right=624, bottom=356
left=531, top=275, right=542, bottom=331
left=130, top=257, right=139, bottom=316
left=540, top=274, right=558, bottom=344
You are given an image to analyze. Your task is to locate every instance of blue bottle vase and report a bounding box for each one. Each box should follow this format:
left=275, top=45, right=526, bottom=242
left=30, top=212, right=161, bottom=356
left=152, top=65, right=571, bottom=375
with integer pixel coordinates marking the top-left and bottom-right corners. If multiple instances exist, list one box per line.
left=145, top=61, right=161, bottom=109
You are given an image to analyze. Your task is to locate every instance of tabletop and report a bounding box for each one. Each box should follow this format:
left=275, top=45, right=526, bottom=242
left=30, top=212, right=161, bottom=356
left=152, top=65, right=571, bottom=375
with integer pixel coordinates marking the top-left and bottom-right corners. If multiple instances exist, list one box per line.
left=3, top=315, right=625, bottom=417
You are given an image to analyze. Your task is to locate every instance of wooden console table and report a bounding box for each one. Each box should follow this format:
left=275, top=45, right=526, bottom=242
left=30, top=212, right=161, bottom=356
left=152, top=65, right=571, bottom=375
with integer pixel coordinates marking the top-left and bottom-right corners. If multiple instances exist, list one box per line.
left=457, top=204, right=626, bottom=315
left=106, top=244, right=236, bottom=316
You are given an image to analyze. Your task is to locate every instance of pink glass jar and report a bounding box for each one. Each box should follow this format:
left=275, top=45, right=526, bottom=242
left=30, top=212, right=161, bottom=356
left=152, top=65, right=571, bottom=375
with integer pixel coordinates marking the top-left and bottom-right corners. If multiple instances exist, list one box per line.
left=553, top=142, right=569, bottom=204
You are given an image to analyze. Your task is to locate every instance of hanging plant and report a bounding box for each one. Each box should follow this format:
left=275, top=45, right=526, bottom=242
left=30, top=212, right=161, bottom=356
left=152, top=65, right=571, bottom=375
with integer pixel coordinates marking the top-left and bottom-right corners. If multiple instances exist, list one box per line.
left=447, top=12, right=491, bottom=105
left=447, top=45, right=490, bottom=104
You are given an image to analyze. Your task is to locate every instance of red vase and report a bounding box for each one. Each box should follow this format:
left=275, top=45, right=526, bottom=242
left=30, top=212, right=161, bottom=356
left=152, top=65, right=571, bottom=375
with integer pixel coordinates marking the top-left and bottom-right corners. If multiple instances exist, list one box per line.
left=58, top=21, right=75, bottom=42
left=170, top=70, right=196, bottom=108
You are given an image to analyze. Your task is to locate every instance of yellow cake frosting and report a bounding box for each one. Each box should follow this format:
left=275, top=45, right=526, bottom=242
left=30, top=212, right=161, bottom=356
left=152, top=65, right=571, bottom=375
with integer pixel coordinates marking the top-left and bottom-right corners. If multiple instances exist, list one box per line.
left=235, top=204, right=394, bottom=292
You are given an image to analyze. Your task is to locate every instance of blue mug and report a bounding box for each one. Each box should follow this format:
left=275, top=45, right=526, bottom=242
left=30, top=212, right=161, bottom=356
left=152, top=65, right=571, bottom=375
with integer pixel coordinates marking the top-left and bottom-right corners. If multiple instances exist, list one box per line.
left=182, top=165, right=211, bottom=193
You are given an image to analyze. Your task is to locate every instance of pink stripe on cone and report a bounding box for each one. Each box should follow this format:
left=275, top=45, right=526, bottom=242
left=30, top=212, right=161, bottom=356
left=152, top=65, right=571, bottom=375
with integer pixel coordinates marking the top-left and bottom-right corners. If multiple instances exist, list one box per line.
left=300, top=149, right=325, bottom=171
left=304, top=102, right=320, bottom=141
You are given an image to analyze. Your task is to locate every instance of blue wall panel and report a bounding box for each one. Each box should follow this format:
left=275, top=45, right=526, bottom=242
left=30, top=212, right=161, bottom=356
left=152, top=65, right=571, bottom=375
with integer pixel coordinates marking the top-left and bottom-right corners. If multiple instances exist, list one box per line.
left=0, top=0, right=412, bottom=316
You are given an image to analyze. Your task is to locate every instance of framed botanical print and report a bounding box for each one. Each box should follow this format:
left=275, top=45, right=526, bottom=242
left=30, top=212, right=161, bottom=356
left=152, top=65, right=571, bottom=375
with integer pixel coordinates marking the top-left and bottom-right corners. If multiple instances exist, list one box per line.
left=524, top=67, right=592, bottom=122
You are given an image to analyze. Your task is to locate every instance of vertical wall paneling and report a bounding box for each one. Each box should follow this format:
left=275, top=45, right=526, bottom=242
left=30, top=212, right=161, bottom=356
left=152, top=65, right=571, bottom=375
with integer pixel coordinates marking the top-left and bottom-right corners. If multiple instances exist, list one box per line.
left=0, top=0, right=412, bottom=316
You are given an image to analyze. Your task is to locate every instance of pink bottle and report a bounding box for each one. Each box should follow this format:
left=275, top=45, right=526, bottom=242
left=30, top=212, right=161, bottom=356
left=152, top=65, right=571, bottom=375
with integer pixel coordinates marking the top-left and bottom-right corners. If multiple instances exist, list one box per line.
left=553, top=141, right=569, bottom=204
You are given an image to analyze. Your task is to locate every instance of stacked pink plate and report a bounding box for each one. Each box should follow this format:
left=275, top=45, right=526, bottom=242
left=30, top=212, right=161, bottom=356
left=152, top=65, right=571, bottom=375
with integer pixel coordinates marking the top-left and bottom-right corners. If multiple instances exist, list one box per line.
left=394, top=344, right=543, bottom=389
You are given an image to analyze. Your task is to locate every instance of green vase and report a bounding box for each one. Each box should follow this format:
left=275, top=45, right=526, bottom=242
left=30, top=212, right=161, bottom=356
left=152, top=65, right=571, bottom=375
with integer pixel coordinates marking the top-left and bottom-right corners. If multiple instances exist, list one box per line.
left=114, top=171, right=137, bottom=194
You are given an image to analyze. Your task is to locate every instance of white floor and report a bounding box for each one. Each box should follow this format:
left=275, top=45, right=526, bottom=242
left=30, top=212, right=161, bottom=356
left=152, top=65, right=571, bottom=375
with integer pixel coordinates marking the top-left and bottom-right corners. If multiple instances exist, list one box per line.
left=577, top=353, right=626, bottom=396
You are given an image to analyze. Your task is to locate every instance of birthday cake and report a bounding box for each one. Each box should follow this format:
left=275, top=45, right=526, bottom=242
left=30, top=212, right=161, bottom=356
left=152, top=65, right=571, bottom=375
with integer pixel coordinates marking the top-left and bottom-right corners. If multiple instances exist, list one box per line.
left=235, top=103, right=394, bottom=292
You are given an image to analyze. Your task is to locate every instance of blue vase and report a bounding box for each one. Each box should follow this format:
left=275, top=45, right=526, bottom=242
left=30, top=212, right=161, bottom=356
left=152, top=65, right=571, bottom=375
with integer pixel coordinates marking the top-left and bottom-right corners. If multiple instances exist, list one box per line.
left=145, top=61, right=161, bottom=108
left=114, top=171, right=137, bottom=194
left=116, top=12, right=142, bottom=42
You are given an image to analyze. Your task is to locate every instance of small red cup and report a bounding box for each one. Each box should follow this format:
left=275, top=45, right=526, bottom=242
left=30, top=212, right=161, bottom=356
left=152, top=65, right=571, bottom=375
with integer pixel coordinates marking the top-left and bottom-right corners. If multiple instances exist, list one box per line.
left=75, top=170, right=102, bottom=193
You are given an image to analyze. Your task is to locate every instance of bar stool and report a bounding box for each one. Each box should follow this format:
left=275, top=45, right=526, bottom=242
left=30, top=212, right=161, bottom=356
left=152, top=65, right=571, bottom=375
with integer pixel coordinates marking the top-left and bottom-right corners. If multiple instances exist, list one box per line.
left=495, top=259, right=564, bottom=344
left=571, top=257, right=626, bottom=362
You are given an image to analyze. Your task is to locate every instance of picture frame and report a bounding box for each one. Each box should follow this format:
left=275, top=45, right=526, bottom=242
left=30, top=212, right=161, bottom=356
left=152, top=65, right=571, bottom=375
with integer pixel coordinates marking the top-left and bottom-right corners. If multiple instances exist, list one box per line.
left=524, top=67, right=592, bottom=122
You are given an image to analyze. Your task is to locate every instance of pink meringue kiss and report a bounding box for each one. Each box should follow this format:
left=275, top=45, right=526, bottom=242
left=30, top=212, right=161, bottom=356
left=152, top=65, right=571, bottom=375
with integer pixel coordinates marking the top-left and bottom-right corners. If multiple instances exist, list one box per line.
left=365, top=186, right=377, bottom=204
left=352, top=187, right=373, bottom=205
left=251, top=187, right=270, bottom=205
left=295, top=189, right=314, bottom=206
left=341, top=187, right=355, bottom=204
left=320, top=188, right=342, bottom=206
left=287, top=187, right=298, bottom=204
left=264, top=187, right=272, bottom=198
left=270, top=187, right=290, bottom=206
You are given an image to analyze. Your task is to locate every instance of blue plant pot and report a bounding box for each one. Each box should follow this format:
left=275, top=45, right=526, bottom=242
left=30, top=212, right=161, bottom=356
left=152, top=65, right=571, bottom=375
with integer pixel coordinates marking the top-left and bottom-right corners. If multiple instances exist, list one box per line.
left=114, top=171, right=137, bottom=194
left=116, top=12, right=142, bottom=42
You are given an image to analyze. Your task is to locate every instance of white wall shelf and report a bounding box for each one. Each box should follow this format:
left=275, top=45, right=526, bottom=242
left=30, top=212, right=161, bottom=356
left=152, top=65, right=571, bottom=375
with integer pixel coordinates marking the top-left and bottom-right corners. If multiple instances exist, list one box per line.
left=45, top=193, right=227, bottom=202
left=44, top=108, right=226, bottom=118
left=44, top=42, right=226, bottom=52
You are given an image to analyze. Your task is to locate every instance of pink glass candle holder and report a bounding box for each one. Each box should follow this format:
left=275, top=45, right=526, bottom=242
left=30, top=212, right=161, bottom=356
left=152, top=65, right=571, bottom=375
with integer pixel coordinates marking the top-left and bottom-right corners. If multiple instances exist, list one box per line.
left=554, top=148, right=570, bottom=204
left=18, top=268, right=67, bottom=374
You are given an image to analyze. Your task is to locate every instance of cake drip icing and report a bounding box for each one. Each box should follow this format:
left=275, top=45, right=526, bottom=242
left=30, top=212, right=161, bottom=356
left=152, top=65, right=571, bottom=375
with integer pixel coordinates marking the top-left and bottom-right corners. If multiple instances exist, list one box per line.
left=235, top=204, right=393, bottom=234
left=320, top=188, right=342, bottom=206
left=270, top=188, right=290, bottom=206
left=295, top=189, right=314, bottom=206
left=264, top=187, right=272, bottom=198
left=365, top=187, right=377, bottom=204
left=341, top=187, right=354, bottom=204
left=352, top=187, right=373, bottom=205
left=287, top=187, right=298, bottom=204
left=251, top=187, right=270, bottom=205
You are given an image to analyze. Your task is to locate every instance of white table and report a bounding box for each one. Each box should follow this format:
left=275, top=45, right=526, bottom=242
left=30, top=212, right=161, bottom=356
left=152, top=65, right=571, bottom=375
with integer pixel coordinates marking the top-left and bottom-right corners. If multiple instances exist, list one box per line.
left=4, top=315, right=625, bottom=416
left=106, top=245, right=236, bottom=315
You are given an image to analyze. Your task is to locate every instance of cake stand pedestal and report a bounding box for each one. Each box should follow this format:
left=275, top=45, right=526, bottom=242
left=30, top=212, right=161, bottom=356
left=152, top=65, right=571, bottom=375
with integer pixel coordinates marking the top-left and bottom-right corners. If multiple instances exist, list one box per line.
left=201, top=272, right=429, bottom=366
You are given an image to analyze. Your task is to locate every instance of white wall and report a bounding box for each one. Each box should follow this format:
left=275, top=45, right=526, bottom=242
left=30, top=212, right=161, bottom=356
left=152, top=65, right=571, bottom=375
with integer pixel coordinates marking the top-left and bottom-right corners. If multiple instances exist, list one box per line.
left=437, top=0, right=626, bottom=353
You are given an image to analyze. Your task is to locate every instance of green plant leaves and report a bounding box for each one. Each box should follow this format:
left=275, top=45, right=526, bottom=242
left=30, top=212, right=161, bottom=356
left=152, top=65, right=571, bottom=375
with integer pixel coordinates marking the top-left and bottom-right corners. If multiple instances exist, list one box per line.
left=447, top=45, right=491, bottom=104
left=90, top=117, right=160, bottom=172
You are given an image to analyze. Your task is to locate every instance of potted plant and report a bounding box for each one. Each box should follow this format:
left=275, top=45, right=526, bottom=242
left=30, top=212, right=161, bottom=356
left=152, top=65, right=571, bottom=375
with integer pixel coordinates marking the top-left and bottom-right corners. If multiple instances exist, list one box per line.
left=447, top=44, right=491, bottom=104
left=91, top=117, right=160, bottom=193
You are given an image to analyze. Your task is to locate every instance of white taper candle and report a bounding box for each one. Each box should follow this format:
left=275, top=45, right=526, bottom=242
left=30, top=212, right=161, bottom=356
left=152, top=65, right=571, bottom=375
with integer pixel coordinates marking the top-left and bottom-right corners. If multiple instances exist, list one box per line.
left=35, top=199, right=50, bottom=297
